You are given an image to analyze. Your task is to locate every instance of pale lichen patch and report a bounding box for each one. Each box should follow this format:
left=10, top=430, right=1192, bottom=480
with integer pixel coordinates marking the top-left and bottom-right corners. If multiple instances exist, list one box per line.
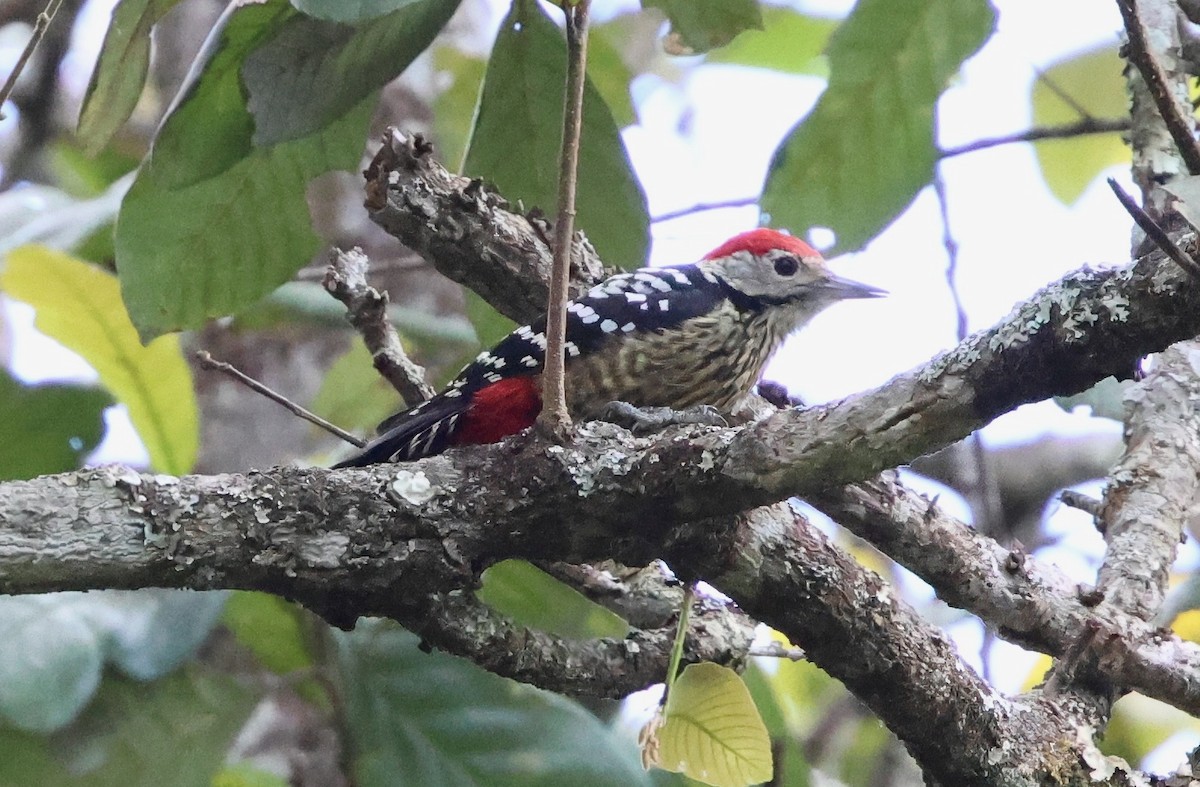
left=390, top=470, right=437, bottom=505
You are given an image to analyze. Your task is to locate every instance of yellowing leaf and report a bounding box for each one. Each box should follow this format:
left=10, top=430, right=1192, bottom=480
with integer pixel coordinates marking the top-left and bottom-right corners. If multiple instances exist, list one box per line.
left=1020, top=653, right=1053, bottom=693
left=645, top=662, right=772, bottom=787
left=1172, top=608, right=1200, bottom=642
left=1032, top=47, right=1129, bottom=205
left=1, top=246, right=198, bottom=474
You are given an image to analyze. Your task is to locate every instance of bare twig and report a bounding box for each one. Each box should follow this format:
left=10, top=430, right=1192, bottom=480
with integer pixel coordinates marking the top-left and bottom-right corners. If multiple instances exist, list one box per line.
left=323, top=247, right=435, bottom=406
left=1116, top=0, right=1200, bottom=174
left=939, top=117, right=1130, bottom=158
left=1059, top=489, right=1105, bottom=520
left=195, top=351, right=364, bottom=448
left=651, top=196, right=760, bottom=223
left=1107, top=177, right=1200, bottom=280
left=0, top=0, right=64, bottom=120
left=747, top=641, right=806, bottom=661
left=539, top=0, right=591, bottom=437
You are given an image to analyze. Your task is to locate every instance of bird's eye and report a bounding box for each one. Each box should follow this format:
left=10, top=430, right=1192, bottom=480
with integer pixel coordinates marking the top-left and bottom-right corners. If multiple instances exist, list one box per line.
left=773, top=256, right=799, bottom=277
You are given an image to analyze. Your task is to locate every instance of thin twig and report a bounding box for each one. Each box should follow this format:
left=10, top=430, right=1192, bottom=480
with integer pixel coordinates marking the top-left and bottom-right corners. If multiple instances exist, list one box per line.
left=539, top=0, right=591, bottom=437
left=195, top=351, right=365, bottom=448
left=1059, top=490, right=1105, bottom=520
left=323, top=247, right=435, bottom=406
left=747, top=641, right=806, bottom=661
left=934, top=163, right=1003, bottom=683
left=651, top=196, right=760, bottom=223
left=0, top=0, right=64, bottom=120
left=651, top=119, right=1131, bottom=227
left=1107, top=177, right=1200, bottom=281
left=939, top=117, right=1130, bottom=158
left=1116, top=0, right=1200, bottom=174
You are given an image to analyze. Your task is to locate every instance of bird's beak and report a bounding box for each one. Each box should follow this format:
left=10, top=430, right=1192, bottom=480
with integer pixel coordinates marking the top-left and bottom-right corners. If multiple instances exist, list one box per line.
left=823, top=274, right=886, bottom=300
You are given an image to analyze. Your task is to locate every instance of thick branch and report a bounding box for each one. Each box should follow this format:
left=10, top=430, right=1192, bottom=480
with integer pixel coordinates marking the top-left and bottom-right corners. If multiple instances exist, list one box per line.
left=1098, top=341, right=1200, bottom=618
left=814, top=475, right=1200, bottom=717
left=364, top=130, right=608, bottom=326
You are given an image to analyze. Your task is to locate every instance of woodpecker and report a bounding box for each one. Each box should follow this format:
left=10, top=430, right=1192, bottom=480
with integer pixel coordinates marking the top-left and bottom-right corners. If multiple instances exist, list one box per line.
left=333, top=228, right=882, bottom=467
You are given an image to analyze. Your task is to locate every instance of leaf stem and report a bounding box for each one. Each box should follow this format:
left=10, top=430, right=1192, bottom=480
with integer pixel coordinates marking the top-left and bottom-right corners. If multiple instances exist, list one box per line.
left=663, top=584, right=694, bottom=705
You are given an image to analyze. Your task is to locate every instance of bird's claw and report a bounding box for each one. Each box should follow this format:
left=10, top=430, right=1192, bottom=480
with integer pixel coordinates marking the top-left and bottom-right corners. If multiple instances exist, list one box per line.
left=598, top=401, right=728, bottom=435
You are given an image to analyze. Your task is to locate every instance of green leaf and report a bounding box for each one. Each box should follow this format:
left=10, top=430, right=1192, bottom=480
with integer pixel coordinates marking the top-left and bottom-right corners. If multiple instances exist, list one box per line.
left=310, top=341, right=403, bottom=433
left=212, top=763, right=291, bottom=787
left=705, top=7, right=835, bottom=75
left=1, top=246, right=198, bottom=474
left=243, top=0, right=463, bottom=146
left=45, top=669, right=257, bottom=787
left=0, top=370, right=111, bottom=481
left=464, top=0, right=650, bottom=270
left=290, top=0, right=422, bottom=23
left=762, top=0, right=995, bottom=253
left=1031, top=47, right=1129, bottom=205
left=116, top=0, right=459, bottom=339
left=336, top=620, right=652, bottom=786
left=642, top=0, right=763, bottom=55
left=647, top=663, right=772, bottom=787
left=585, top=31, right=636, bottom=127
left=222, top=591, right=314, bottom=676
left=0, top=596, right=105, bottom=733
left=432, top=47, right=488, bottom=170
left=78, top=0, right=185, bottom=155
left=477, top=560, right=630, bottom=640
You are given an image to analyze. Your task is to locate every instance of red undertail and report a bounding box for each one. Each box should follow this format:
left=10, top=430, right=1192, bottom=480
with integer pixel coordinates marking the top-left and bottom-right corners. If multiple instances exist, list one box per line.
left=451, top=376, right=543, bottom=446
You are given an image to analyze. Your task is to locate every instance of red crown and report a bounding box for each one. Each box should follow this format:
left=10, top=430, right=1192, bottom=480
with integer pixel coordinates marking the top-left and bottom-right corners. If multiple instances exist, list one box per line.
left=703, top=228, right=820, bottom=261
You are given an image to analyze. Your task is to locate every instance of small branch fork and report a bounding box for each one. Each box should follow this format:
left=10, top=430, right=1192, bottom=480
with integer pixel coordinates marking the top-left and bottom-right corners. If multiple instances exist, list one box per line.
left=323, top=247, right=435, bottom=406
left=1107, top=178, right=1200, bottom=281
left=539, top=0, right=591, bottom=437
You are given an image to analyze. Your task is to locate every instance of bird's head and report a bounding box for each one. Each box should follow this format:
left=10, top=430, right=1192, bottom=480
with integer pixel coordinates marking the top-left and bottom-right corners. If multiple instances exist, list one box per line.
left=698, top=228, right=884, bottom=308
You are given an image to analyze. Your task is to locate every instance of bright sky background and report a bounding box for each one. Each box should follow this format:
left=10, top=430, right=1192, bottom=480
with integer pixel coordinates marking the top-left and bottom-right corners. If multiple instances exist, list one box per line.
left=4, top=0, right=1197, bottom=771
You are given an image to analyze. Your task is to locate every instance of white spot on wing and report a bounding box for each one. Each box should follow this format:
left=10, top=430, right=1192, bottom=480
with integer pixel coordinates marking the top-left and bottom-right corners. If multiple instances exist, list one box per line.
left=649, top=277, right=672, bottom=292
left=565, top=342, right=580, bottom=357
left=625, top=292, right=647, bottom=303
left=658, top=299, right=670, bottom=311
left=521, top=354, right=539, bottom=367
left=621, top=322, right=636, bottom=332
left=531, top=332, right=547, bottom=349
left=668, top=269, right=690, bottom=285
left=484, top=372, right=502, bottom=383
left=600, top=319, right=618, bottom=333
left=581, top=313, right=600, bottom=324
left=701, top=270, right=719, bottom=284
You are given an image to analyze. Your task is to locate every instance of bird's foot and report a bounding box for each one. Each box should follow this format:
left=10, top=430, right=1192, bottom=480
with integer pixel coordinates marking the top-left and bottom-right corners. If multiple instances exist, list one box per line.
left=597, top=401, right=728, bottom=435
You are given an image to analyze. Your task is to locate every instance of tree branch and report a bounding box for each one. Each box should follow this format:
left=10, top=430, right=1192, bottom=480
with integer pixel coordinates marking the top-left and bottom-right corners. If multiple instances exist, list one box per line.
left=323, top=247, right=436, bottom=406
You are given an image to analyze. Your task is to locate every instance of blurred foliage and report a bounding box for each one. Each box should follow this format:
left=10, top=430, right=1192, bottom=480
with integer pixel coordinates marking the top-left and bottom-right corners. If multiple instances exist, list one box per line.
left=463, top=0, right=650, bottom=270
left=1032, top=46, right=1129, bottom=205
left=1, top=246, right=198, bottom=474
left=477, top=559, right=630, bottom=640
left=0, top=0, right=1170, bottom=784
left=762, top=0, right=995, bottom=252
